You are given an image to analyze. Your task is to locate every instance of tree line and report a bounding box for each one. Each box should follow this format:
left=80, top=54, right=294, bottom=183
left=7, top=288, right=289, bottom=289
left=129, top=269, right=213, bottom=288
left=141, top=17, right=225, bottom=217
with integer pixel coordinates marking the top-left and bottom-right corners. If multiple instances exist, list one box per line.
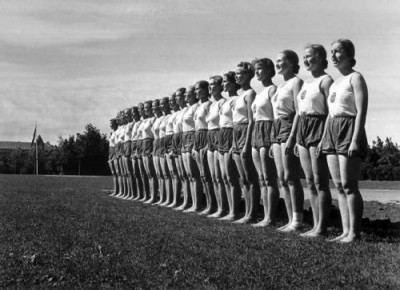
left=2, top=125, right=400, bottom=180
left=2, top=124, right=109, bottom=175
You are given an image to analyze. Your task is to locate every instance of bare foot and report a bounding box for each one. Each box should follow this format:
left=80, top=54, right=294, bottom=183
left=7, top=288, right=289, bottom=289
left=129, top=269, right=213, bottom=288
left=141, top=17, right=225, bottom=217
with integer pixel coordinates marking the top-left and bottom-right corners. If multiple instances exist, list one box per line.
left=339, top=233, right=360, bottom=243
left=220, top=214, right=237, bottom=221
left=300, top=228, right=317, bottom=237
left=184, top=207, right=196, bottom=213
left=304, top=230, right=327, bottom=238
left=198, top=208, right=211, bottom=216
left=233, top=217, right=253, bottom=224
left=252, top=219, right=275, bottom=228
left=327, top=232, right=349, bottom=242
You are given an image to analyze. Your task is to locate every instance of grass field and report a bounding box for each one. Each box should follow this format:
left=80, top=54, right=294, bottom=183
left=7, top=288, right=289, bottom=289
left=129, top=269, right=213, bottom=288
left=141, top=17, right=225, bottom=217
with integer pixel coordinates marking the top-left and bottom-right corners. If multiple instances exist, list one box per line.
left=1, top=175, right=400, bottom=288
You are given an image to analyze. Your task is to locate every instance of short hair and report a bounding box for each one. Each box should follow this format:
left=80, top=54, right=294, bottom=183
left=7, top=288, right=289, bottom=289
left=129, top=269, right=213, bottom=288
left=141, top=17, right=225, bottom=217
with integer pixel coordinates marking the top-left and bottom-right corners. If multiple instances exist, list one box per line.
left=144, top=100, right=152, bottom=108
left=209, top=75, right=223, bottom=86
left=196, top=80, right=209, bottom=91
left=281, top=50, right=300, bottom=74
left=131, top=106, right=138, bottom=112
left=161, top=96, right=169, bottom=104
left=304, top=43, right=328, bottom=69
left=186, top=85, right=195, bottom=94
left=252, top=58, right=276, bottom=77
left=332, top=38, right=356, bottom=67
left=237, top=61, right=255, bottom=79
left=223, top=71, right=241, bottom=90
left=176, top=87, right=186, bottom=95
left=152, top=99, right=160, bottom=107
left=138, top=102, right=144, bottom=109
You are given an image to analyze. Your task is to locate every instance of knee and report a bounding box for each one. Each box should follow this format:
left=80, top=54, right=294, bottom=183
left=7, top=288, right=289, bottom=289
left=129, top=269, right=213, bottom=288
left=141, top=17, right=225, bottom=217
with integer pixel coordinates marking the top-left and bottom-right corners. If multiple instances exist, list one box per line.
left=258, top=175, right=265, bottom=186
left=342, top=183, right=357, bottom=196
left=305, top=177, right=315, bottom=190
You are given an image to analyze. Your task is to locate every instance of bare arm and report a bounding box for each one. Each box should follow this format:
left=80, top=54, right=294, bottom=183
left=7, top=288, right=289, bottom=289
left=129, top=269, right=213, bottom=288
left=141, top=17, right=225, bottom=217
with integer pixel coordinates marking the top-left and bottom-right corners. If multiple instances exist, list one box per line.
left=242, top=90, right=256, bottom=157
left=316, top=77, right=334, bottom=156
left=285, top=78, right=303, bottom=155
left=349, top=72, right=368, bottom=157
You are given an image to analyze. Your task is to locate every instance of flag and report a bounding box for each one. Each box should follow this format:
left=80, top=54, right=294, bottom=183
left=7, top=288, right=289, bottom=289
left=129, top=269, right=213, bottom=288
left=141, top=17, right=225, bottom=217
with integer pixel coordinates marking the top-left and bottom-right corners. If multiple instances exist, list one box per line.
left=31, top=124, right=37, bottom=147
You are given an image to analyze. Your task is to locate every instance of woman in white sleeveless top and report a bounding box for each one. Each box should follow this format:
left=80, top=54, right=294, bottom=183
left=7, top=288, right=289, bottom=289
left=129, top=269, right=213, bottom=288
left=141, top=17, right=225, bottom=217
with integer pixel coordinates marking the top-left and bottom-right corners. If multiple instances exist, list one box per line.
left=206, top=76, right=227, bottom=218
left=181, top=86, right=202, bottom=212
left=174, top=88, right=191, bottom=211
left=193, top=80, right=214, bottom=215
left=108, top=117, right=119, bottom=196
left=121, top=108, right=135, bottom=200
left=130, top=106, right=143, bottom=201
left=296, top=44, right=334, bottom=237
left=135, top=103, right=150, bottom=202
left=321, top=39, right=368, bottom=243
left=218, top=72, right=241, bottom=221
left=150, top=99, right=165, bottom=205
left=271, top=50, right=304, bottom=232
left=141, top=100, right=157, bottom=203
left=158, top=97, right=174, bottom=207
left=232, top=62, right=259, bottom=224
left=251, top=58, right=280, bottom=227
left=114, top=110, right=128, bottom=199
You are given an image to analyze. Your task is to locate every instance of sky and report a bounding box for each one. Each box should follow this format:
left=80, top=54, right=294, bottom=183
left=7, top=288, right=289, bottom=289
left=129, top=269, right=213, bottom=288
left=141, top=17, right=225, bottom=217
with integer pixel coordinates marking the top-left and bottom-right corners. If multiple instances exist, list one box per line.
left=1, top=0, right=400, bottom=144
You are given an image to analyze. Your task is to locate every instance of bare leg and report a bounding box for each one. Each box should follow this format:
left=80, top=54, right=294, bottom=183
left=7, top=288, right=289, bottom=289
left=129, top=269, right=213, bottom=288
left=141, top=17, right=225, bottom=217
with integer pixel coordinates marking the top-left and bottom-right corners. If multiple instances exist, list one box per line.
left=338, top=155, right=363, bottom=243
left=184, top=151, right=203, bottom=213
left=166, top=153, right=179, bottom=207
left=160, top=156, right=173, bottom=206
left=153, top=155, right=163, bottom=205
left=144, top=156, right=158, bottom=204
left=176, top=154, right=190, bottom=211
left=326, top=154, right=348, bottom=242
left=273, top=144, right=292, bottom=231
left=233, top=152, right=253, bottom=224
left=114, top=158, right=125, bottom=198
left=108, top=160, right=119, bottom=196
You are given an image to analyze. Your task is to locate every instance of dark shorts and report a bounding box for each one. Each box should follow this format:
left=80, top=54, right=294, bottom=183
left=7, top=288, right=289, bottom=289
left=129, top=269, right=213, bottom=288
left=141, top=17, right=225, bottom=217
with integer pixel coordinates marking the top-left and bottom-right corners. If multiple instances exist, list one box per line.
left=114, top=143, right=122, bottom=158
left=153, top=139, right=161, bottom=157
left=182, top=131, right=195, bottom=153
left=131, top=141, right=137, bottom=158
left=136, top=140, right=143, bottom=157
left=321, top=115, right=368, bottom=159
left=252, top=120, right=273, bottom=150
left=159, top=137, right=166, bottom=156
left=207, top=129, right=220, bottom=152
left=172, top=132, right=183, bottom=156
left=218, top=127, right=233, bottom=154
left=108, top=147, right=115, bottom=160
left=271, top=113, right=295, bottom=144
left=123, top=141, right=132, bottom=157
left=142, top=138, right=154, bottom=157
left=296, top=115, right=327, bottom=148
left=165, top=134, right=174, bottom=154
left=194, top=129, right=208, bottom=151
left=233, top=123, right=248, bottom=154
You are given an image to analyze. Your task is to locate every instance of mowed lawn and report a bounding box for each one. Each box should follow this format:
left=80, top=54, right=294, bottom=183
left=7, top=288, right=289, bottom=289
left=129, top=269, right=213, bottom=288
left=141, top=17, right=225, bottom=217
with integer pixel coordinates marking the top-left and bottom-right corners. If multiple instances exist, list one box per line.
left=1, top=175, right=399, bottom=289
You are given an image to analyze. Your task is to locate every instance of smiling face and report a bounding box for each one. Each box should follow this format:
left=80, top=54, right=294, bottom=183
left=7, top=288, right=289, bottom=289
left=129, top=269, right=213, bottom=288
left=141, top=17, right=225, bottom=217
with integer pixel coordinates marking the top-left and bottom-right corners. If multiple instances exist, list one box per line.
left=235, top=68, right=249, bottom=85
left=303, top=48, right=320, bottom=72
left=254, top=63, right=270, bottom=82
left=275, top=53, right=291, bottom=75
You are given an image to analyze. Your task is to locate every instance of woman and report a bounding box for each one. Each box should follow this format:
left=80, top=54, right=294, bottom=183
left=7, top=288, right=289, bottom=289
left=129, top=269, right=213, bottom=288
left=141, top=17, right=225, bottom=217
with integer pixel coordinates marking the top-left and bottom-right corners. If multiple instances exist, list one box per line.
left=159, top=97, right=173, bottom=206
left=232, top=62, right=259, bottom=224
left=164, top=93, right=180, bottom=208
left=108, top=117, right=119, bottom=196
left=251, top=58, right=280, bottom=227
left=193, top=80, right=214, bottom=215
left=114, top=111, right=128, bottom=199
left=207, top=75, right=227, bottom=218
left=218, top=72, right=241, bottom=221
left=271, top=50, right=304, bottom=232
left=130, top=106, right=143, bottom=200
left=121, top=108, right=135, bottom=200
left=296, top=44, right=333, bottom=237
left=150, top=99, right=165, bottom=205
left=136, top=103, right=150, bottom=201
left=181, top=85, right=202, bottom=213
left=174, top=88, right=191, bottom=211
left=322, top=39, right=368, bottom=243
left=141, top=100, right=157, bottom=203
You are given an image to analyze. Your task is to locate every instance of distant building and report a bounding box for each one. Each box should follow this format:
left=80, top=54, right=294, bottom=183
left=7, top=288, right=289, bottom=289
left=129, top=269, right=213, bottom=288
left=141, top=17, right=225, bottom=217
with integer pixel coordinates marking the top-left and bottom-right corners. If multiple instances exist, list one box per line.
left=0, top=141, right=32, bottom=173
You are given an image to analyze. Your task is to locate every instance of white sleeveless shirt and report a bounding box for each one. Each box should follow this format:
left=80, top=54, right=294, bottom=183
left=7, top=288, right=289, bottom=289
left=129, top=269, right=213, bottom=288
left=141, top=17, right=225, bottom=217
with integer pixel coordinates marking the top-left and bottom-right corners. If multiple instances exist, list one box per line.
left=142, top=117, right=155, bottom=139
left=151, top=116, right=164, bottom=139
left=165, top=112, right=176, bottom=136
left=109, top=131, right=117, bottom=147
left=297, top=75, right=331, bottom=116
left=219, top=96, right=237, bottom=128
left=194, top=101, right=210, bottom=130
left=251, top=85, right=274, bottom=121
left=233, top=89, right=253, bottom=123
left=173, top=107, right=187, bottom=133
left=182, top=103, right=198, bottom=132
left=207, top=98, right=225, bottom=130
left=271, top=77, right=299, bottom=119
left=131, top=120, right=142, bottom=141
left=328, top=72, right=358, bottom=117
